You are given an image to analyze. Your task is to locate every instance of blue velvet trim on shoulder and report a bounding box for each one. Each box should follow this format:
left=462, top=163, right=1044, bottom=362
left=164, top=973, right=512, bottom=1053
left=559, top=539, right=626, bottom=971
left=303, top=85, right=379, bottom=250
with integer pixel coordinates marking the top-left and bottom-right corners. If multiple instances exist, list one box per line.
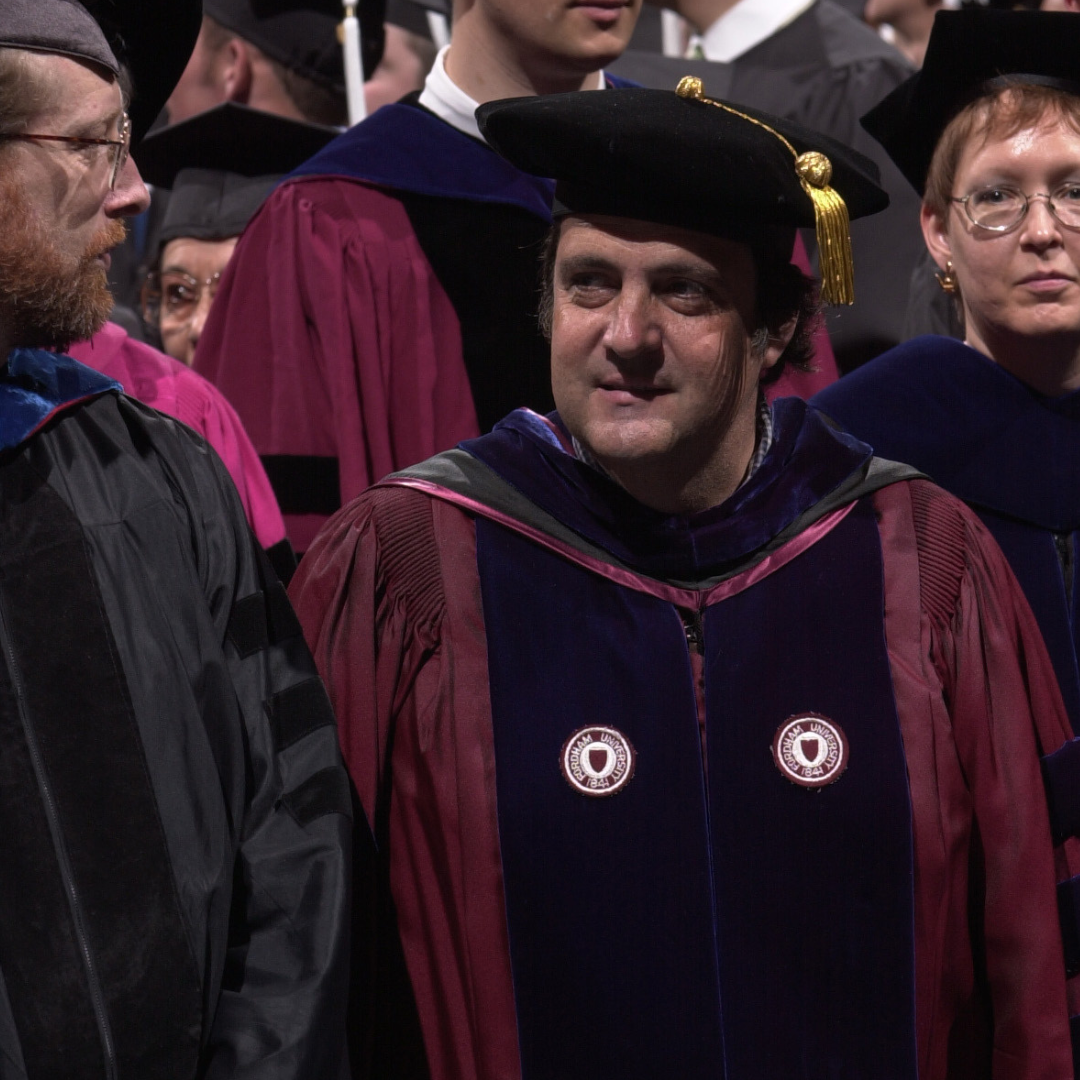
left=461, top=399, right=872, bottom=579
left=283, top=101, right=555, bottom=220
left=0, top=349, right=121, bottom=451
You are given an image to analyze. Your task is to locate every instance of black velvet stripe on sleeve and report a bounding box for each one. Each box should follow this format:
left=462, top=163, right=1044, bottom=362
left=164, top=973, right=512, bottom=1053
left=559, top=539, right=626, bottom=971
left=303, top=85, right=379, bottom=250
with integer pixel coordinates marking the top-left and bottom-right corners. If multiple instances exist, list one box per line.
left=280, top=766, right=353, bottom=827
left=0, top=456, right=203, bottom=1078
left=266, top=677, right=336, bottom=751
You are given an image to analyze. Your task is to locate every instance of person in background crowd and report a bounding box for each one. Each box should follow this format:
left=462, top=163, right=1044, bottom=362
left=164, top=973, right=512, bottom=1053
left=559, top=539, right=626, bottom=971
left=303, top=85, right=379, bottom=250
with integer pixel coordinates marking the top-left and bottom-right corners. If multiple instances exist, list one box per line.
left=814, top=15, right=1080, bottom=1056
left=613, top=0, right=920, bottom=373
left=96, top=0, right=384, bottom=319
left=195, top=0, right=644, bottom=553
left=864, top=0, right=951, bottom=67
left=292, top=81, right=1079, bottom=1080
left=135, top=102, right=337, bottom=366
left=0, top=0, right=350, bottom=1074
left=166, top=0, right=384, bottom=128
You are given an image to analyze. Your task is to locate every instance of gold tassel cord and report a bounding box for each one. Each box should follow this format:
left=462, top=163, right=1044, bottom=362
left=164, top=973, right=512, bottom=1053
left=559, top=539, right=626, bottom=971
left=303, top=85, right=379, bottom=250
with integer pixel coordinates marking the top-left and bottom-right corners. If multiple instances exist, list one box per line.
left=675, top=76, right=856, bottom=306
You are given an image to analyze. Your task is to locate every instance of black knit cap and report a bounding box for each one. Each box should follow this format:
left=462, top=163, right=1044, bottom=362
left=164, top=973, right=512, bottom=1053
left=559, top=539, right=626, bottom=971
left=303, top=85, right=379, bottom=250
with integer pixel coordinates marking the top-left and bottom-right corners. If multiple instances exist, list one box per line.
left=204, top=0, right=386, bottom=87
left=478, top=87, right=888, bottom=238
left=0, top=0, right=201, bottom=143
left=862, top=9, right=1080, bottom=196
left=134, top=101, right=338, bottom=246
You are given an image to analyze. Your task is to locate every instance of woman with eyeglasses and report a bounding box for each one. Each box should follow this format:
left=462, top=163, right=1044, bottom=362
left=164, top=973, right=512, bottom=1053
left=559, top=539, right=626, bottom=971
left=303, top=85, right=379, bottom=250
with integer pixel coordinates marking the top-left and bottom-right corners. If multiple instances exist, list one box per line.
left=135, top=102, right=336, bottom=365
left=813, top=11, right=1080, bottom=1052
left=817, top=7, right=1080, bottom=717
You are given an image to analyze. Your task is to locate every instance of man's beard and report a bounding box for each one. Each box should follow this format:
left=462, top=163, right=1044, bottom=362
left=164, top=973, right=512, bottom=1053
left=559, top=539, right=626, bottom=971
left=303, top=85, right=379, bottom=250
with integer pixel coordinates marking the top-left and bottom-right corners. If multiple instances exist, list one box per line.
left=0, top=177, right=126, bottom=351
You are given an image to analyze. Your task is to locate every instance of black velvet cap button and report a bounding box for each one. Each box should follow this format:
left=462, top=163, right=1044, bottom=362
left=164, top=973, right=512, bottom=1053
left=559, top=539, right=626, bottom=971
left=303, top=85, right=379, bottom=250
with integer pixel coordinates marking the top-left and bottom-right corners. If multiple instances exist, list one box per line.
left=0, top=0, right=202, bottom=144
left=204, top=0, right=387, bottom=87
left=135, top=102, right=338, bottom=245
left=477, top=87, right=888, bottom=243
left=862, top=9, right=1080, bottom=195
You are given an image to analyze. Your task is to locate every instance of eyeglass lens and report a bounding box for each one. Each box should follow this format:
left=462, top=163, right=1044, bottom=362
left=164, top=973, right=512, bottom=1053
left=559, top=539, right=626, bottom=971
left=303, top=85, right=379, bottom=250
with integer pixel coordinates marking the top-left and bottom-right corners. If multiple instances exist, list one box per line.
left=964, top=183, right=1080, bottom=230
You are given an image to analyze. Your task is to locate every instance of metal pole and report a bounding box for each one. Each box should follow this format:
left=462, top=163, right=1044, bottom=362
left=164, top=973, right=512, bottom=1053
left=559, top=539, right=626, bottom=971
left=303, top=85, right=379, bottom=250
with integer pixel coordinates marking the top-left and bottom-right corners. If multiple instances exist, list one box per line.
left=342, top=2, right=367, bottom=126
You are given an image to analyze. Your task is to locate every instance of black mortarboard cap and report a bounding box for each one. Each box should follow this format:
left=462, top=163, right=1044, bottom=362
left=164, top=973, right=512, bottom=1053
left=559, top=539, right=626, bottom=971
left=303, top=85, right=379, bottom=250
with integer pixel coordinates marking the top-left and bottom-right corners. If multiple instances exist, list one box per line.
left=862, top=9, right=1080, bottom=195
left=204, top=0, right=387, bottom=87
left=0, top=0, right=201, bottom=144
left=135, top=102, right=338, bottom=246
left=478, top=83, right=888, bottom=304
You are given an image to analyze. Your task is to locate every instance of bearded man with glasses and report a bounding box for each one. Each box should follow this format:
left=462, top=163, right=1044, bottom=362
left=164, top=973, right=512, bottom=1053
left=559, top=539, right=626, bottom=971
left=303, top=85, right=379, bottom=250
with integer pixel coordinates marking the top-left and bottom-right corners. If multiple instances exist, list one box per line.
left=0, top=3, right=351, bottom=1076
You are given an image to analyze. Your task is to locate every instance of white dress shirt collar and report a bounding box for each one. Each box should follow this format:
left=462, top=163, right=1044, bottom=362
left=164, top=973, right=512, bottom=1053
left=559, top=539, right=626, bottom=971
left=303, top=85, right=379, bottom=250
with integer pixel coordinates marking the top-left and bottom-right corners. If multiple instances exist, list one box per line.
left=419, top=45, right=607, bottom=143
left=693, top=0, right=817, bottom=63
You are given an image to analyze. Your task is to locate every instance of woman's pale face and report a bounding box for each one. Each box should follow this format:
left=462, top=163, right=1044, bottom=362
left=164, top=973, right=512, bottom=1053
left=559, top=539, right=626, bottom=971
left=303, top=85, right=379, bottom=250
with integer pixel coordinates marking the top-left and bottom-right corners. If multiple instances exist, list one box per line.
left=922, top=115, right=1080, bottom=359
left=155, top=236, right=237, bottom=366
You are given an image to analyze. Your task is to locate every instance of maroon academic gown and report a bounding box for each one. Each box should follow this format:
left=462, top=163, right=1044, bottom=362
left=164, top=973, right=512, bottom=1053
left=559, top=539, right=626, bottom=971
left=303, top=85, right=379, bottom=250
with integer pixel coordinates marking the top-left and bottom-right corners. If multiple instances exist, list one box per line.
left=291, top=413, right=1077, bottom=1080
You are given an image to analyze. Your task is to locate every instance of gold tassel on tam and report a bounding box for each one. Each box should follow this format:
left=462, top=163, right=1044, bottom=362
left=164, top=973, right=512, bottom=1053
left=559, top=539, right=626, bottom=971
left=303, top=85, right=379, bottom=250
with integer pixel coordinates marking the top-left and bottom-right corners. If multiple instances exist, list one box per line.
left=675, top=76, right=856, bottom=305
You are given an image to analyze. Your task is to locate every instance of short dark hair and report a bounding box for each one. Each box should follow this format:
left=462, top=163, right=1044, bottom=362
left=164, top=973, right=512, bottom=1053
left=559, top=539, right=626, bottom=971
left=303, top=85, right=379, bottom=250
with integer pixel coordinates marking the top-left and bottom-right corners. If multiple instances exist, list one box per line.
left=203, top=15, right=347, bottom=127
left=536, top=220, right=820, bottom=384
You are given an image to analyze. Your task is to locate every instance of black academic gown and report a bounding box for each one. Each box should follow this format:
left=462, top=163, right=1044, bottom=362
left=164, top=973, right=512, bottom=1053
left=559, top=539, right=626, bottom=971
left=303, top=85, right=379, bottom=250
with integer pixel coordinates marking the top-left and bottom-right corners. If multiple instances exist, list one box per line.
left=0, top=349, right=350, bottom=1078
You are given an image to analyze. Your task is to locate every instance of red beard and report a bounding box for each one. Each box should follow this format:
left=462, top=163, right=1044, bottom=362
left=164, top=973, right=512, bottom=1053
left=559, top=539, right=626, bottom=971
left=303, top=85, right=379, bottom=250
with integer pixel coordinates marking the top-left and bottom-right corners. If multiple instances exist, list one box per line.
left=0, top=176, right=126, bottom=350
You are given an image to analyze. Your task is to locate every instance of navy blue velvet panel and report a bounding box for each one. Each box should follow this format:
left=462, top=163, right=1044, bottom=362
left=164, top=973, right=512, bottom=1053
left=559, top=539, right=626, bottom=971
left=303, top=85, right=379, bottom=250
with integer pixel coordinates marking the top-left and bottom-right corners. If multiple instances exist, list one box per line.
left=1043, top=739, right=1080, bottom=843
left=463, top=400, right=871, bottom=583
left=0, top=350, right=120, bottom=451
left=812, top=335, right=1080, bottom=531
left=704, top=499, right=917, bottom=1079
left=285, top=100, right=554, bottom=218
left=478, top=517, right=726, bottom=1080
left=975, top=512, right=1080, bottom=735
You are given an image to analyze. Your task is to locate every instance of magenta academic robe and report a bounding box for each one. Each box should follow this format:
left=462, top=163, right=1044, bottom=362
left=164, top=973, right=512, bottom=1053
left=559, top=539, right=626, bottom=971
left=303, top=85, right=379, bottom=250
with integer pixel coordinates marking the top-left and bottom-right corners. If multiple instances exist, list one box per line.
left=291, top=405, right=1078, bottom=1080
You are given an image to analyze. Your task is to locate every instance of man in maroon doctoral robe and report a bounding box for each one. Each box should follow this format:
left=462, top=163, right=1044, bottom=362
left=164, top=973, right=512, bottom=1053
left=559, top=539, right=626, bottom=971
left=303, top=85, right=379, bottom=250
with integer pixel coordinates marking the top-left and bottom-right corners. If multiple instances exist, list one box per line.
left=291, top=84, right=1080, bottom=1080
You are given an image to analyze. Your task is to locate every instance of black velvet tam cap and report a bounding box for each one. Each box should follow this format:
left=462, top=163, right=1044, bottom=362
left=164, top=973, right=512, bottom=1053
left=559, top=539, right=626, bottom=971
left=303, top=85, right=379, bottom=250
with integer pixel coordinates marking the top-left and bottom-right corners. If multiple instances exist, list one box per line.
left=477, top=83, right=888, bottom=303
left=135, top=102, right=338, bottom=246
left=0, top=0, right=201, bottom=143
left=204, top=0, right=386, bottom=86
left=862, top=9, right=1080, bottom=196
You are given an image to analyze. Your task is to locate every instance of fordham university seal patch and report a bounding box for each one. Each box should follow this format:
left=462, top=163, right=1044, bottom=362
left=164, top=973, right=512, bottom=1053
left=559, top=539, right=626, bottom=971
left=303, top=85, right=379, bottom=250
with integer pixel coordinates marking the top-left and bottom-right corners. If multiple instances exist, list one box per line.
left=771, top=714, right=848, bottom=788
left=560, top=725, right=636, bottom=797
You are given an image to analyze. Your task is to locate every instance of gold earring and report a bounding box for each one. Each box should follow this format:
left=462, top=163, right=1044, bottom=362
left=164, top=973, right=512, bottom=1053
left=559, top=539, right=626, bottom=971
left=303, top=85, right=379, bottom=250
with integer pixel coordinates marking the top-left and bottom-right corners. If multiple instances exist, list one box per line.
left=936, top=260, right=959, bottom=295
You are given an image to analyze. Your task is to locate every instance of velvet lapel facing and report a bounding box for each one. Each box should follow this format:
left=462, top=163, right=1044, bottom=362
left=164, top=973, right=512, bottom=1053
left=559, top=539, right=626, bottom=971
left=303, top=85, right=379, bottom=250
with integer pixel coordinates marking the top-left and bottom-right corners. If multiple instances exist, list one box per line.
left=476, top=494, right=916, bottom=1079
left=479, top=518, right=725, bottom=1080
left=0, top=350, right=120, bottom=453
left=462, top=400, right=873, bottom=583
left=284, top=98, right=554, bottom=219
left=0, top=455, right=202, bottom=1077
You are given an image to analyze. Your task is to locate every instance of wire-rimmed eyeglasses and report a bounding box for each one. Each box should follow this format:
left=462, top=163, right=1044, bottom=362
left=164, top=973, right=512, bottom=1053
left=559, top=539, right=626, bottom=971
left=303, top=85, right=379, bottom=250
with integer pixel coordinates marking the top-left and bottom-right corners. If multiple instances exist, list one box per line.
left=0, top=113, right=131, bottom=191
left=950, top=183, right=1080, bottom=233
left=141, top=268, right=225, bottom=329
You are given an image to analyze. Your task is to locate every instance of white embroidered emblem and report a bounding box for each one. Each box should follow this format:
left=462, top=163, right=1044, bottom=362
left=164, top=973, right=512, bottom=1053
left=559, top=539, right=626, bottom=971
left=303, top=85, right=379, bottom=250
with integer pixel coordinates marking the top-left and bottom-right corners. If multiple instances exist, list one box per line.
left=560, top=725, right=636, bottom=797
left=772, top=714, right=848, bottom=788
